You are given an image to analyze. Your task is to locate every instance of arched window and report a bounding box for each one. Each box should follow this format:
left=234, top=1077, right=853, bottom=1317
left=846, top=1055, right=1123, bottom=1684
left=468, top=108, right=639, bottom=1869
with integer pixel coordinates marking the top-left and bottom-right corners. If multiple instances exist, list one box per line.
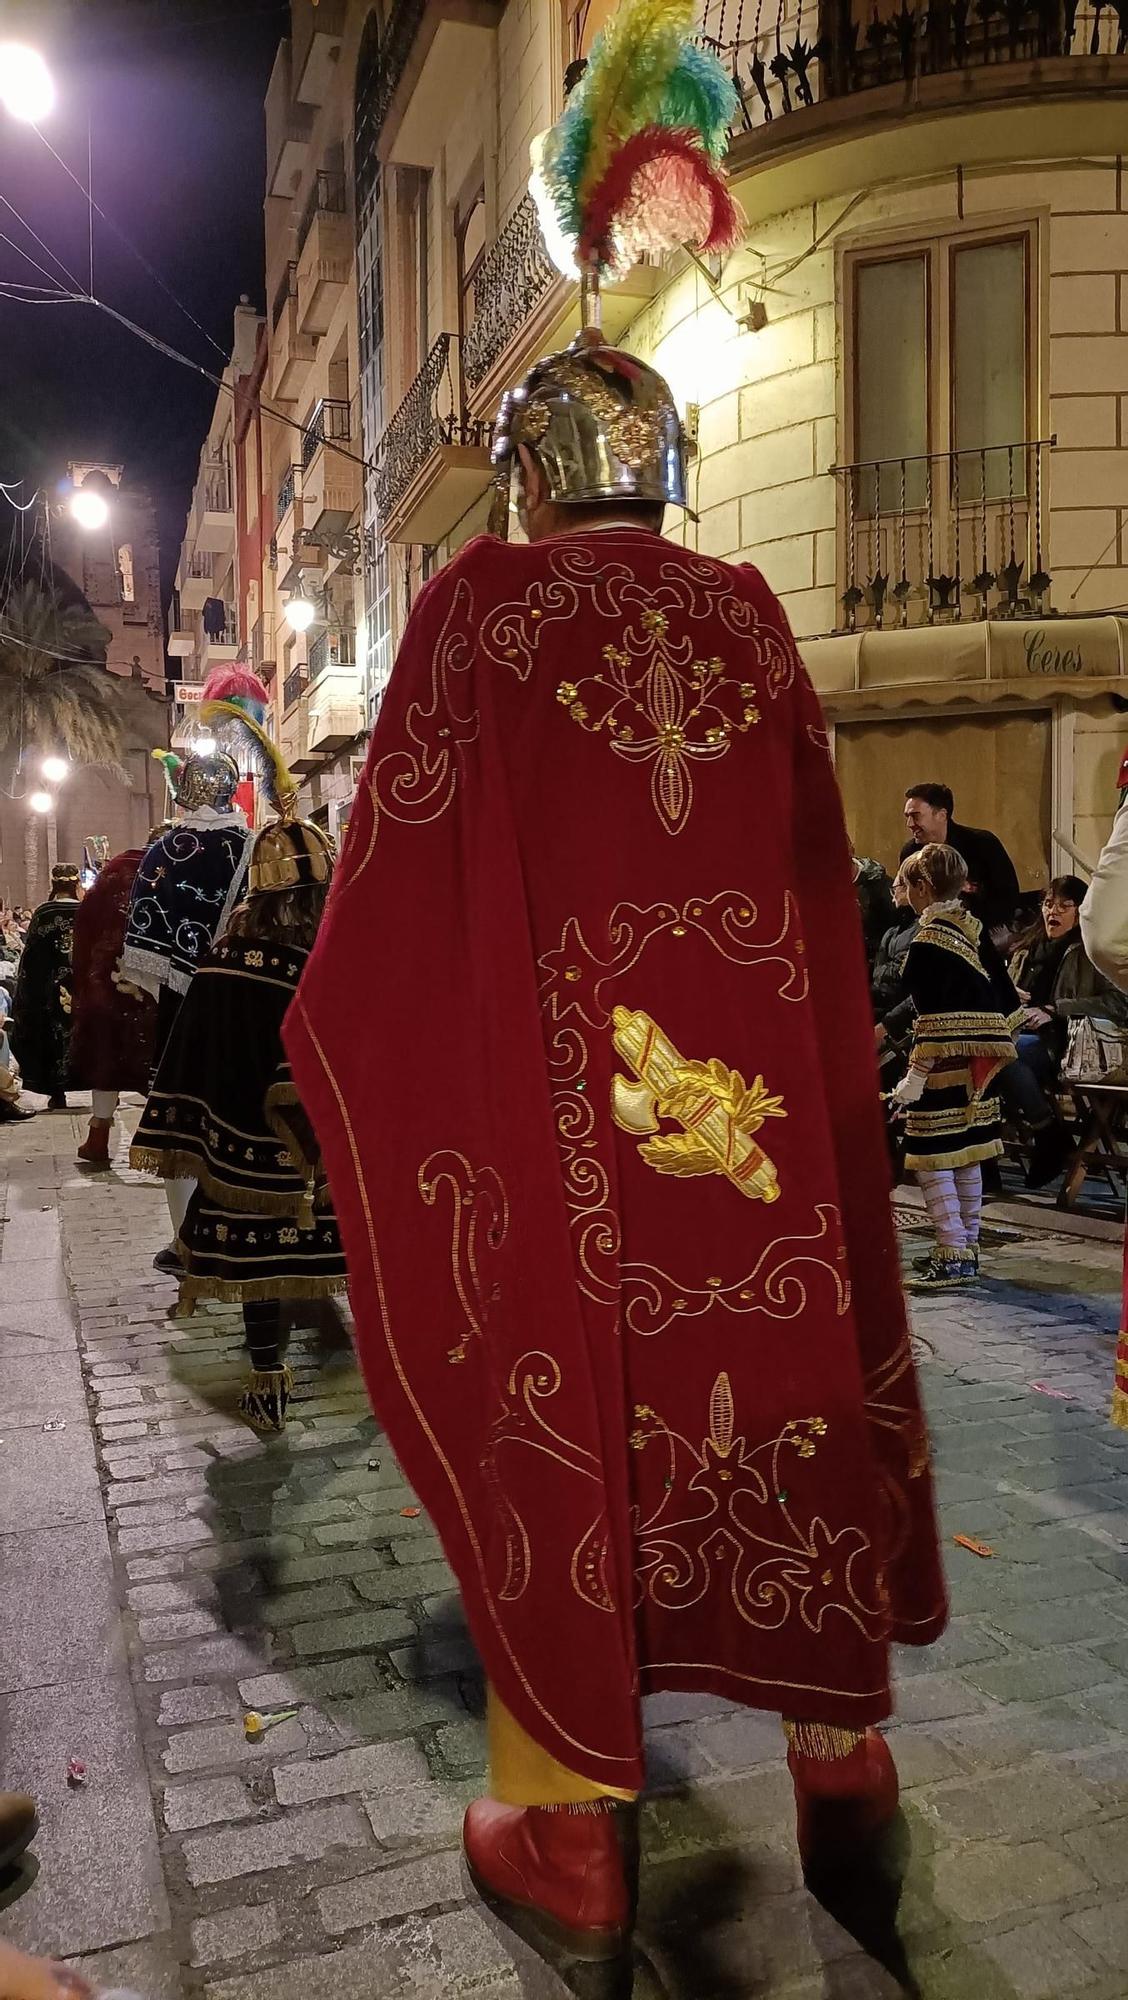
left=355, top=8, right=391, bottom=714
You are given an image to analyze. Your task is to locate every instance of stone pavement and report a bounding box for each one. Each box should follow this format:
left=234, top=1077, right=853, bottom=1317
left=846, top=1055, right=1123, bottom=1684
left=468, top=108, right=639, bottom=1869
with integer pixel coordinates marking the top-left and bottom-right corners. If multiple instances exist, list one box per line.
left=4, top=1106, right=1128, bottom=1998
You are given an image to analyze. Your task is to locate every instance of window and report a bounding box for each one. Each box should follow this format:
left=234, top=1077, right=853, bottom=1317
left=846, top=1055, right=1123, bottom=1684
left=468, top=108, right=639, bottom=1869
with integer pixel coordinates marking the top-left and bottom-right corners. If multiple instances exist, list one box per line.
left=562, top=0, right=617, bottom=65
left=117, top=543, right=135, bottom=603
left=848, top=228, right=1032, bottom=512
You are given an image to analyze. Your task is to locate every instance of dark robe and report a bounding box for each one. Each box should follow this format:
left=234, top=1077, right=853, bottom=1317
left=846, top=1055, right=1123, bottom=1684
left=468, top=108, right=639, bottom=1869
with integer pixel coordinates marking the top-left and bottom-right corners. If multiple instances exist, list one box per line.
left=284, top=526, right=947, bottom=1791
left=902, top=902, right=1020, bottom=1171
left=69, top=851, right=157, bottom=1093
left=11, top=896, right=78, bottom=1095
left=122, top=814, right=253, bottom=1000
left=129, top=932, right=346, bottom=1308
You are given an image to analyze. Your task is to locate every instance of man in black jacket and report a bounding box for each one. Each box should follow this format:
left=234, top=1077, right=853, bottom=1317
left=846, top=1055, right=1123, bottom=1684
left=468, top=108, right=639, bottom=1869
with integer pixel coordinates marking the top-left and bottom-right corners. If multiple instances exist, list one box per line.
left=901, top=783, right=1021, bottom=931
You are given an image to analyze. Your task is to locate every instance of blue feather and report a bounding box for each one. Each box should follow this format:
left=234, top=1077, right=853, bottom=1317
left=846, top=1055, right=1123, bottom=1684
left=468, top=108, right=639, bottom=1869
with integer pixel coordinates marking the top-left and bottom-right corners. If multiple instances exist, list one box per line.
left=543, top=102, right=593, bottom=242
left=658, top=43, right=739, bottom=158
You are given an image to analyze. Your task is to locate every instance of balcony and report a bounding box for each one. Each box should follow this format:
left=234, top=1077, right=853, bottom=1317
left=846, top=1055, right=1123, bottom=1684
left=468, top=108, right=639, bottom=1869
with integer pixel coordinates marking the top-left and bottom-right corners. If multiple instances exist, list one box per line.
left=168, top=628, right=194, bottom=659
left=179, top=549, right=212, bottom=611
left=380, top=1, right=503, bottom=170
left=800, top=437, right=1128, bottom=709
left=373, top=333, right=493, bottom=545
left=308, top=628, right=357, bottom=685
left=308, top=681, right=365, bottom=755
left=283, top=665, right=308, bottom=714
left=279, top=687, right=317, bottom=774
left=296, top=171, right=351, bottom=336
left=301, top=399, right=361, bottom=538
left=713, top=0, right=1128, bottom=218
left=252, top=612, right=276, bottom=682
left=293, top=0, right=345, bottom=107
left=265, top=41, right=313, bottom=197
left=271, top=264, right=316, bottom=400
left=195, top=470, right=235, bottom=554
left=462, top=190, right=664, bottom=417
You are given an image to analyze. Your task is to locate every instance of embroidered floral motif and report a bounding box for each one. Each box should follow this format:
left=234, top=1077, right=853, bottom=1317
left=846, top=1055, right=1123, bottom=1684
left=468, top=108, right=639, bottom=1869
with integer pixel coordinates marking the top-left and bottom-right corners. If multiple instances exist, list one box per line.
left=245, top=951, right=264, bottom=969
left=555, top=601, right=759, bottom=835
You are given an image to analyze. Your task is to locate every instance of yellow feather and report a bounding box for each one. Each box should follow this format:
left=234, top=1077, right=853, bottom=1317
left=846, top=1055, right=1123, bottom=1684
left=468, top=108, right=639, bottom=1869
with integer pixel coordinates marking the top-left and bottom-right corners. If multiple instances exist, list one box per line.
left=578, top=0, right=696, bottom=205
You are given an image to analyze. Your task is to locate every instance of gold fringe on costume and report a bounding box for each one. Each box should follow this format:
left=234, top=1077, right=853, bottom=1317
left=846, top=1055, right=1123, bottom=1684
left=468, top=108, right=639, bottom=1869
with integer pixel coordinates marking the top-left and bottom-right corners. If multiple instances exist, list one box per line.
left=128, top=1145, right=327, bottom=1220
left=783, top=1719, right=866, bottom=1761
left=1112, top=1337, right=1128, bottom=1431
left=177, top=1272, right=349, bottom=1307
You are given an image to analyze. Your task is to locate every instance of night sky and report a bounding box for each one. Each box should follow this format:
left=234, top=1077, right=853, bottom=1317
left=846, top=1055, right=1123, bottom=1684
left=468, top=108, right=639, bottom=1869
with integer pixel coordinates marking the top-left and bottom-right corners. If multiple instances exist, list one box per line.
left=0, top=0, right=284, bottom=596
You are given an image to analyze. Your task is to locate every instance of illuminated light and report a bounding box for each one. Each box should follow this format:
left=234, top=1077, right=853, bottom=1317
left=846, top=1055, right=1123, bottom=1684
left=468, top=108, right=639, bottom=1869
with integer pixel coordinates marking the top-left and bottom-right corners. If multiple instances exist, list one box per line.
left=69, top=488, right=110, bottom=531
left=284, top=595, right=316, bottom=633
left=0, top=44, right=55, bottom=124
left=192, top=733, right=217, bottom=758
left=41, top=755, right=69, bottom=784
left=28, top=790, right=53, bottom=814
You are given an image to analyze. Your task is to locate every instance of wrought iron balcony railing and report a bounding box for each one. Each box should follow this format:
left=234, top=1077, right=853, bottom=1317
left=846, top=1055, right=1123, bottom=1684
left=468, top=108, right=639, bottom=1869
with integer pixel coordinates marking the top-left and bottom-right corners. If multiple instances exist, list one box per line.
left=202, top=468, right=231, bottom=515
left=372, top=333, right=492, bottom=525
left=272, top=261, right=298, bottom=331
left=463, top=191, right=559, bottom=394
left=183, top=549, right=211, bottom=580
left=297, top=168, right=348, bottom=257
left=252, top=613, right=276, bottom=676
left=277, top=464, right=299, bottom=521
left=308, top=629, right=357, bottom=680
left=301, top=397, right=351, bottom=470
left=701, top=0, right=1124, bottom=137
left=834, top=437, right=1054, bottom=631
left=283, top=666, right=307, bottom=713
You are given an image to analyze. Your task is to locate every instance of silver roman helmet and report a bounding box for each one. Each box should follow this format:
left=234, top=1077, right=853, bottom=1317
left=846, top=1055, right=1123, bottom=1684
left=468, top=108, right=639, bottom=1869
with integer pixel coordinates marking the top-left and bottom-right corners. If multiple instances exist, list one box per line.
left=488, top=331, right=692, bottom=539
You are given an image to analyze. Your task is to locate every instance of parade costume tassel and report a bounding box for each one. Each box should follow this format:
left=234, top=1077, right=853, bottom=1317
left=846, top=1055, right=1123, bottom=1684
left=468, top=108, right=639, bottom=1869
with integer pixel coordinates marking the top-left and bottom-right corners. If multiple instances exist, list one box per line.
left=531, top=0, right=743, bottom=321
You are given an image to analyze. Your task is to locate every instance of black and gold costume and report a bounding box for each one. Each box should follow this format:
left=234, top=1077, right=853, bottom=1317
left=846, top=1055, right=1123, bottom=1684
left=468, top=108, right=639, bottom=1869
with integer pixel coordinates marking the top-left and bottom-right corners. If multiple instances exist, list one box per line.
left=130, top=933, right=346, bottom=1307
left=902, top=900, right=1020, bottom=1171
left=10, top=894, right=78, bottom=1096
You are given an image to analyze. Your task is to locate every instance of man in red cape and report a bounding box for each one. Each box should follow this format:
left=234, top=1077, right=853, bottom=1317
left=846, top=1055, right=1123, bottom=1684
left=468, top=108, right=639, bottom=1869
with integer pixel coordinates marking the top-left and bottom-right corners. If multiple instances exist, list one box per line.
left=285, top=335, right=947, bottom=1966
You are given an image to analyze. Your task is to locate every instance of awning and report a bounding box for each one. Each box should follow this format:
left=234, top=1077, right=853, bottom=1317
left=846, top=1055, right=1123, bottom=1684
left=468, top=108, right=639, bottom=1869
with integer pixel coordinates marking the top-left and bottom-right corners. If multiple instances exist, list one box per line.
left=802, top=616, right=1128, bottom=712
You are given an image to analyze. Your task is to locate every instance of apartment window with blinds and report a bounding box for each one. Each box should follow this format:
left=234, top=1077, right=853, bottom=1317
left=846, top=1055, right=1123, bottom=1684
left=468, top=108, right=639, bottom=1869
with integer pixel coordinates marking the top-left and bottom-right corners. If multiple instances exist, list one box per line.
left=849, top=230, right=1032, bottom=516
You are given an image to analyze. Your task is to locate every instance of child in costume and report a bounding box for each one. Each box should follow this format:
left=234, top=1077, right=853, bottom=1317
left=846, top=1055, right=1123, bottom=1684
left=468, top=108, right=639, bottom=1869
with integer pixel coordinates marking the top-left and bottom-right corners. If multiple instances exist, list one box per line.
left=894, top=842, right=1020, bottom=1288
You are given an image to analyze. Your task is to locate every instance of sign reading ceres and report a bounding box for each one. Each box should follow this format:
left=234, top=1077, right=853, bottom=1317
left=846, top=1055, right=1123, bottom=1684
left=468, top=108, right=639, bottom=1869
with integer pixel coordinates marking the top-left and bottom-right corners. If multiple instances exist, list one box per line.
left=1023, top=628, right=1084, bottom=676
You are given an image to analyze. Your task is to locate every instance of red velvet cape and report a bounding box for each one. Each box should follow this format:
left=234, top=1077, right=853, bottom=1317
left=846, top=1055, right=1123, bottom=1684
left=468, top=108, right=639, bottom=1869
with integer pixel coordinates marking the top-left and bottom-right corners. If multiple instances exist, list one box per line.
left=286, top=528, right=947, bottom=1790
left=69, top=849, right=157, bottom=1093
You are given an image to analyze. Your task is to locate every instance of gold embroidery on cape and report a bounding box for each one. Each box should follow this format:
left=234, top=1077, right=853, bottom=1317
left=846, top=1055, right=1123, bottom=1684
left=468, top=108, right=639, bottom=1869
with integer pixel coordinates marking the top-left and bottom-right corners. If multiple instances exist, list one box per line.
left=557, top=603, right=760, bottom=834
left=418, top=1150, right=509, bottom=1368
left=367, top=575, right=479, bottom=841
left=612, top=1007, right=785, bottom=1204
left=489, top=1353, right=615, bottom=1616
left=630, top=1373, right=884, bottom=1636
left=620, top=1204, right=849, bottom=1338
left=479, top=543, right=794, bottom=693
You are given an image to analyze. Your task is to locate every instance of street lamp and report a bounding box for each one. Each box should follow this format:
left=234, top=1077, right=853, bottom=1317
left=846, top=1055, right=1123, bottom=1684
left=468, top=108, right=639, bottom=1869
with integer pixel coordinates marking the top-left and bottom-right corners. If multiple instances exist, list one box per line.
left=0, top=44, right=55, bottom=124
left=41, top=755, right=69, bottom=785
left=69, top=488, right=110, bottom=532
left=28, top=790, right=53, bottom=815
left=283, top=594, right=316, bottom=633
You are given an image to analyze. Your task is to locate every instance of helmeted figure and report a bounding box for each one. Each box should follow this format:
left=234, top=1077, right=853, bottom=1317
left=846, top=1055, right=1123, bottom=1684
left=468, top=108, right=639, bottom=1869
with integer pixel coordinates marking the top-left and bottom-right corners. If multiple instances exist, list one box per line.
left=285, top=0, right=945, bottom=1975
left=121, top=742, right=253, bottom=1011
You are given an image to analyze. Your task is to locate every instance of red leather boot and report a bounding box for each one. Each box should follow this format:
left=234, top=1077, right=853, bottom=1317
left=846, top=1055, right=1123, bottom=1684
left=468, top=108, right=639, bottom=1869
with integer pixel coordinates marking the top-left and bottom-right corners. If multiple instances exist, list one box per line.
left=787, top=1727, right=899, bottom=1875
left=463, top=1799, right=632, bottom=1963
left=76, top=1118, right=111, bottom=1167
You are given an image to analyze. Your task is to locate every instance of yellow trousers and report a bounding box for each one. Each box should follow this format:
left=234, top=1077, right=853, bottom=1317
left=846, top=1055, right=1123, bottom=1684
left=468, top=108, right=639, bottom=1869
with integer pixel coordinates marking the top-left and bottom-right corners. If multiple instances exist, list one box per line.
left=487, top=1688, right=638, bottom=1807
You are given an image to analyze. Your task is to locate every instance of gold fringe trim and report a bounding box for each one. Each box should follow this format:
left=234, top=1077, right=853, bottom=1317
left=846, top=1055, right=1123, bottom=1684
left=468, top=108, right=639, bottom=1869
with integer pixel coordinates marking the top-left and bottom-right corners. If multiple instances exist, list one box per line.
left=177, top=1273, right=349, bottom=1307
left=1111, top=1386, right=1128, bottom=1431
left=906, top=1142, right=1002, bottom=1170
left=246, top=1365, right=295, bottom=1396
left=783, top=1720, right=866, bottom=1762
left=128, top=1144, right=325, bottom=1219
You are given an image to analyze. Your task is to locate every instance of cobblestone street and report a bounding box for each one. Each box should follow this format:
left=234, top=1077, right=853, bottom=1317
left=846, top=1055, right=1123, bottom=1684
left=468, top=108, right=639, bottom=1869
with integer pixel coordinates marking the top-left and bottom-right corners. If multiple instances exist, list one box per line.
left=5, top=1106, right=1128, bottom=1998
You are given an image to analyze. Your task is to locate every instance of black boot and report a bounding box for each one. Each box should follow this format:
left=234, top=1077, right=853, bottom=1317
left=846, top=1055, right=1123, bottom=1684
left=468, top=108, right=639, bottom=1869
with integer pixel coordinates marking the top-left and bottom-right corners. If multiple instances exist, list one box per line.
left=1024, top=1121, right=1072, bottom=1191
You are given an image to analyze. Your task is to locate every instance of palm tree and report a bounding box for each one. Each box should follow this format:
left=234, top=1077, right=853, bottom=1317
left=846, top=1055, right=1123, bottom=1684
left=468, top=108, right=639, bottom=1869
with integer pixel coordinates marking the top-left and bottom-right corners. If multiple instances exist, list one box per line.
left=0, top=581, right=126, bottom=902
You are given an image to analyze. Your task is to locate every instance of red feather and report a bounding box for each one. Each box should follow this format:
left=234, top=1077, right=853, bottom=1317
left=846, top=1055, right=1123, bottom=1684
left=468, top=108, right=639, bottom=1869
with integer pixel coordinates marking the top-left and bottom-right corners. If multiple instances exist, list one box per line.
left=201, top=664, right=269, bottom=706
left=579, top=124, right=743, bottom=274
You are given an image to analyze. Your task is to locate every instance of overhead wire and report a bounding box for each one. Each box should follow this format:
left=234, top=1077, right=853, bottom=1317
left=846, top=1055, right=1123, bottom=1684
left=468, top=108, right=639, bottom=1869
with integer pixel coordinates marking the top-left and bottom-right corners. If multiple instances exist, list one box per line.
left=0, top=191, right=88, bottom=294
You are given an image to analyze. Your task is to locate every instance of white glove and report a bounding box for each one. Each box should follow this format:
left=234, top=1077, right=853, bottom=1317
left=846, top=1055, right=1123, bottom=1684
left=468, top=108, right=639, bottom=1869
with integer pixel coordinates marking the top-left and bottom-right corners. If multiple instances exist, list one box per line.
left=892, top=1067, right=928, bottom=1106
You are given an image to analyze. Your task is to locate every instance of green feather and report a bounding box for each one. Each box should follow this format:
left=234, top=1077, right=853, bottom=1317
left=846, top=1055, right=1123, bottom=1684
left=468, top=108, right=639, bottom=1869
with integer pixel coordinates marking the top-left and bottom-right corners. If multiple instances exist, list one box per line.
left=658, top=43, right=739, bottom=159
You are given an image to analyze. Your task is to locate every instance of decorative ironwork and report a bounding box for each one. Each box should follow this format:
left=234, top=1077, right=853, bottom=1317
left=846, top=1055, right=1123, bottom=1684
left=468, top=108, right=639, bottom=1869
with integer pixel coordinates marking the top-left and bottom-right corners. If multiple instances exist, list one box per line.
left=277, top=464, right=299, bottom=521
left=309, top=629, right=357, bottom=681
left=183, top=550, right=211, bottom=581
left=355, top=0, right=428, bottom=211
left=833, top=438, right=1054, bottom=632
left=297, top=168, right=348, bottom=258
left=463, top=191, right=559, bottom=392
left=301, top=397, right=351, bottom=470
left=372, top=332, right=492, bottom=526
left=702, top=0, right=1127, bottom=137
left=283, top=666, right=307, bottom=713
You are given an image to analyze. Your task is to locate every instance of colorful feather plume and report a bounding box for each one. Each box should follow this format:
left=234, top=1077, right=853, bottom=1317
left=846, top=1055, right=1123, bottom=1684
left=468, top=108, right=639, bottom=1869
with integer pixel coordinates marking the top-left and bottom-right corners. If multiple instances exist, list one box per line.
left=201, top=663, right=269, bottom=729
left=535, top=0, right=743, bottom=285
left=199, top=695, right=296, bottom=810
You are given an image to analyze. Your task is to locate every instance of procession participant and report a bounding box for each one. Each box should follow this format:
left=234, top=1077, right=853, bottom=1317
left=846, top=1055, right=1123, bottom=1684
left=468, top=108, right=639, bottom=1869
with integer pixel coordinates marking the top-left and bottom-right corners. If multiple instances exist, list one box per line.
left=284, top=0, right=946, bottom=1968
left=70, top=841, right=161, bottom=1167
left=894, top=844, right=1020, bottom=1290
left=0, top=984, right=33, bottom=1122
left=1081, top=782, right=1128, bottom=1424
left=10, top=864, right=82, bottom=1109
left=130, top=807, right=343, bottom=1432
left=123, top=724, right=256, bottom=1269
